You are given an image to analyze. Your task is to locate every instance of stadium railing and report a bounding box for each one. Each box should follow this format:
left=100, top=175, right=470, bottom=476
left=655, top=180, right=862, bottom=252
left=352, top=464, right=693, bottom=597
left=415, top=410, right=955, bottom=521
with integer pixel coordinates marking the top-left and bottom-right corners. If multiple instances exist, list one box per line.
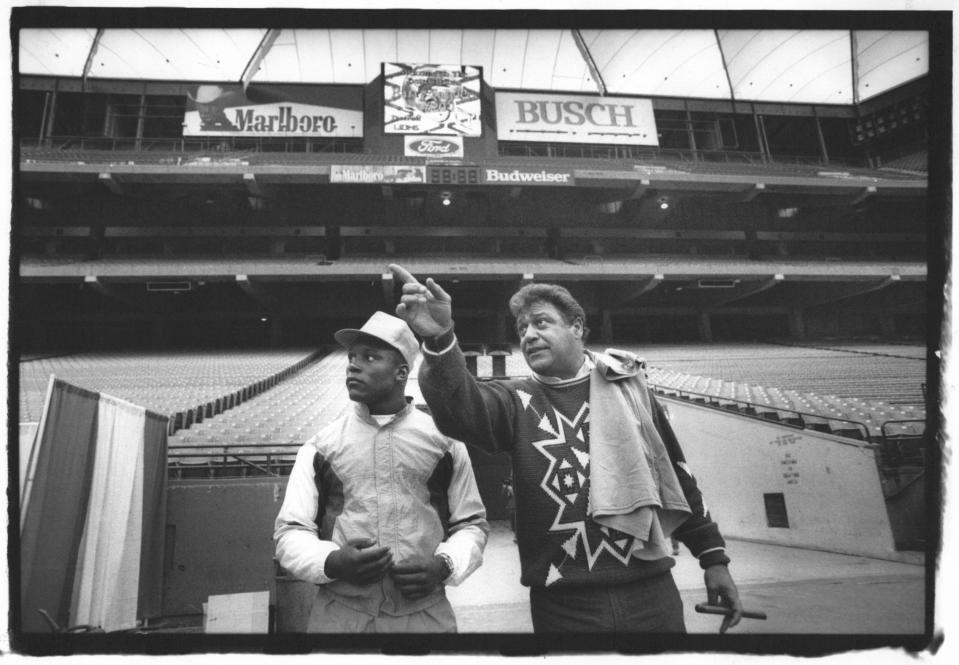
left=167, top=443, right=301, bottom=479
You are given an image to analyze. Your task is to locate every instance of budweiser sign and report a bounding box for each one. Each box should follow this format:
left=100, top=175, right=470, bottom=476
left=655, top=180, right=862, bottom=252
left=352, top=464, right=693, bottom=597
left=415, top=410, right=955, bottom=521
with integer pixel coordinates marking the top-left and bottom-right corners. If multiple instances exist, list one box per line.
left=495, top=91, right=658, bottom=146
left=404, top=136, right=464, bottom=158
left=484, top=168, right=574, bottom=185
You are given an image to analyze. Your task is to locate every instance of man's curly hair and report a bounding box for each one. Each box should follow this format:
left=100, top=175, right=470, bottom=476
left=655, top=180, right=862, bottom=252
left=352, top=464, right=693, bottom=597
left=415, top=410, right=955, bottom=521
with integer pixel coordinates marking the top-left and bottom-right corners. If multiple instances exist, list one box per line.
left=508, top=283, right=590, bottom=342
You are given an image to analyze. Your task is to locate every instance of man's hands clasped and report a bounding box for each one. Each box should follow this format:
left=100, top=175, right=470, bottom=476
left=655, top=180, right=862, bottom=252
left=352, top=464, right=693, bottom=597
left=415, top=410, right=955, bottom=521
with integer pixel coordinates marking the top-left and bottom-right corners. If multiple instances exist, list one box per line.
left=325, top=538, right=449, bottom=599
left=323, top=538, right=394, bottom=586
left=389, top=555, right=451, bottom=600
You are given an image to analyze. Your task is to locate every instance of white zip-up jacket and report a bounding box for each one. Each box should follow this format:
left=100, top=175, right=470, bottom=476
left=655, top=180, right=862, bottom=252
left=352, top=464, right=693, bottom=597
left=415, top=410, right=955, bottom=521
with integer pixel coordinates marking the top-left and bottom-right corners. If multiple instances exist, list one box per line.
left=274, top=400, right=489, bottom=617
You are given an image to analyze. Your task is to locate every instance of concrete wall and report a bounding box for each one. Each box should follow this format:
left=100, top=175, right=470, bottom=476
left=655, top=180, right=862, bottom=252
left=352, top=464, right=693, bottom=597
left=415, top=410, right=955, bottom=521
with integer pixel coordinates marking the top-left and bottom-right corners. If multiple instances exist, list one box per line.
left=662, top=396, right=899, bottom=560
left=164, top=478, right=287, bottom=617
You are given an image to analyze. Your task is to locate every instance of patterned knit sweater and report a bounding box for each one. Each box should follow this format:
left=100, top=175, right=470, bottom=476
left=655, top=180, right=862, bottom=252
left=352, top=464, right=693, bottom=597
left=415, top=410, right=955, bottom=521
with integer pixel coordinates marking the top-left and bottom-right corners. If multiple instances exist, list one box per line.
left=421, top=331, right=730, bottom=589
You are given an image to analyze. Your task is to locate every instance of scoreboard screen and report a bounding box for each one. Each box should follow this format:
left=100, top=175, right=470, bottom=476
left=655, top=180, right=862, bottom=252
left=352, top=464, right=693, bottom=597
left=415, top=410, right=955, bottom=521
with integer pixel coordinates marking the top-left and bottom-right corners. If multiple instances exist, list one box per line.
left=427, top=165, right=483, bottom=185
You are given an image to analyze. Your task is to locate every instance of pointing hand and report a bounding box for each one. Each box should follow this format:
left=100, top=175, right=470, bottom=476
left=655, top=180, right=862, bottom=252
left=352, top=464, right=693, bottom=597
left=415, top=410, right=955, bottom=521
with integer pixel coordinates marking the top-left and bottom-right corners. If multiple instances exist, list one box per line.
left=389, top=263, right=453, bottom=338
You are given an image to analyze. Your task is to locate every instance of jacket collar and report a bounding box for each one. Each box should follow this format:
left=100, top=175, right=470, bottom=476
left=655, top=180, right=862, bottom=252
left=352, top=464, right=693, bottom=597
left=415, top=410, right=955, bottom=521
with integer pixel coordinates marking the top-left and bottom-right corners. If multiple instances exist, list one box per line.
left=352, top=397, right=415, bottom=425
left=586, top=348, right=643, bottom=382
left=531, top=354, right=593, bottom=385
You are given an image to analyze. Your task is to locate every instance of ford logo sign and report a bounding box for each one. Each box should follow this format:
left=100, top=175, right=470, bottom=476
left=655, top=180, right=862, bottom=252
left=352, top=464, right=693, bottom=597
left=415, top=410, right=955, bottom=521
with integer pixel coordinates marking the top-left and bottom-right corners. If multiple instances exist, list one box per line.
left=409, top=138, right=459, bottom=154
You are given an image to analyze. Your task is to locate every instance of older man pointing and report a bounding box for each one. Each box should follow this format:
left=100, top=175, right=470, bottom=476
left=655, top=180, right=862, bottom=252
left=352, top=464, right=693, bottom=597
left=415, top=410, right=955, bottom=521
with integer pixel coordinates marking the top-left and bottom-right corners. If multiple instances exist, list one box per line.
left=389, top=263, right=743, bottom=634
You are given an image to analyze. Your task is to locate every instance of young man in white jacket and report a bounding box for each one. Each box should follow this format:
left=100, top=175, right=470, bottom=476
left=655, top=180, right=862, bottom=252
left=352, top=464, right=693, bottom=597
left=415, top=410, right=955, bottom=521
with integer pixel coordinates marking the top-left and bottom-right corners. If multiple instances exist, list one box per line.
left=274, top=311, right=489, bottom=633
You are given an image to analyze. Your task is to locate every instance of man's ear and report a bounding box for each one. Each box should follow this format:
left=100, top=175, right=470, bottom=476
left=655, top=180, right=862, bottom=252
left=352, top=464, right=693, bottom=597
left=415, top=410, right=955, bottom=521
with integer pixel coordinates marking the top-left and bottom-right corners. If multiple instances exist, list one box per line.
left=396, top=363, right=410, bottom=381
left=571, top=317, right=584, bottom=339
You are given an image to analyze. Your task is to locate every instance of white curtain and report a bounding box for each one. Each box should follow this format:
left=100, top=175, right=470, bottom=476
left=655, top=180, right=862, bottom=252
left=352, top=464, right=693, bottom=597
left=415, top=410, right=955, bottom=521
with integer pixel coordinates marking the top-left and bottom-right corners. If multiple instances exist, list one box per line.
left=70, top=393, right=146, bottom=632
left=19, top=422, right=40, bottom=495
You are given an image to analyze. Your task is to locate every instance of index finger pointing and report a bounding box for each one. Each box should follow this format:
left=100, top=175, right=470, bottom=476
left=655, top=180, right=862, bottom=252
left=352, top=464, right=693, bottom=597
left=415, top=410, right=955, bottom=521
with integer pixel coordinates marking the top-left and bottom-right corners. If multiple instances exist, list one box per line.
left=388, top=263, right=419, bottom=286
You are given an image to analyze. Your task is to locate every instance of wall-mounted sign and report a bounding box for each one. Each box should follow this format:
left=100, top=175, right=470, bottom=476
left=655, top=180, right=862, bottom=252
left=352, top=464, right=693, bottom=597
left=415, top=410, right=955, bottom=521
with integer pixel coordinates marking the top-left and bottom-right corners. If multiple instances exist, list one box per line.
left=404, top=135, right=465, bottom=158
left=484, top=167, right=574, bottom=186
left=183, top=84, right=363, bottom=137
left=330, top=165, right=425, bottom=184
left=495, top=92, right=657, bottom=146
left=383, top=63, right=482, bottom=137
left=427, top=165, right=483, bottom=185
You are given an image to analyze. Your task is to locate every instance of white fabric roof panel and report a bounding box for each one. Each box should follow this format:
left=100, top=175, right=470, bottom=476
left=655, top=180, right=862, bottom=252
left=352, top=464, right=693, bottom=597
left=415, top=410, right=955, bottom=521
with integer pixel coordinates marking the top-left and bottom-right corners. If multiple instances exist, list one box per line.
left=855, top=31, right=929, bottom=101
left=94, top=29, right=266, bottom=82
left=721, top=30, right=855, bottom=104
left=17, top=28, right=929, bottom=105
left=19, top=28, right=98, bottom=77
left=584, top=30, right=731, bottom=99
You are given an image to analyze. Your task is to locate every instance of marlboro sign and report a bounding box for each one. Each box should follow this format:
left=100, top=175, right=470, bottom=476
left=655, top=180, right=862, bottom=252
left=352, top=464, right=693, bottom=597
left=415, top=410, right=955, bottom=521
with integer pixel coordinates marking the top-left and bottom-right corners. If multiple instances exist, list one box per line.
left=183, top=84, right=363, bottom=138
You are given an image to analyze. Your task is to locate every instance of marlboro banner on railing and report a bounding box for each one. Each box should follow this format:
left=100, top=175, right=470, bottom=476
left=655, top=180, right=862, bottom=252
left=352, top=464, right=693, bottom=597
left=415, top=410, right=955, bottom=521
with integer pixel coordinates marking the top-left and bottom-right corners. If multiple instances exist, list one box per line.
left=183, top=84, right=364, bottom=137
left=495, top=91, right=658, bottom=146
left=383, top=63, right=482, bottom=137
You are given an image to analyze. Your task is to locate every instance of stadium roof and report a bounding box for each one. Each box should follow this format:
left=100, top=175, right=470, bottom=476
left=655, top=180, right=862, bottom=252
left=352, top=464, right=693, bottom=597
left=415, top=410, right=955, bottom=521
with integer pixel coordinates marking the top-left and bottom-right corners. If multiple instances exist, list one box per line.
left=18, top=28, right=928, bottom=105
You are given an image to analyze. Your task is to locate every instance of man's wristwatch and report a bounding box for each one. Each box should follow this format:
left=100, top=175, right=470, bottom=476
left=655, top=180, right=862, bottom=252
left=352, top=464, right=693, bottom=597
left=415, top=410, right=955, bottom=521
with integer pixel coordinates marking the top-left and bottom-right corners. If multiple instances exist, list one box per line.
left=436, top=552, right=454, bottom=583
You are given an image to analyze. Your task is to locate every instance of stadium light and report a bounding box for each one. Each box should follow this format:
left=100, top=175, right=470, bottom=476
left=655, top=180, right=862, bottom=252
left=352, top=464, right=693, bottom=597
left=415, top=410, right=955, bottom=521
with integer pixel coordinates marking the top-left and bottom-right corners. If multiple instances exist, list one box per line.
left=658, top=197, right=670, bottom=210
left=440, top=191, right=453, bottom=206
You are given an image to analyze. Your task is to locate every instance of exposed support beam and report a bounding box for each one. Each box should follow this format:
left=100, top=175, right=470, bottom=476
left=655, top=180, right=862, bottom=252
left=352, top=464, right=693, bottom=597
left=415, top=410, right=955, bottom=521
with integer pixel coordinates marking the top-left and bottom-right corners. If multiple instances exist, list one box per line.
left=381, top=272, right=395, bottom=306
left=83, top=275, right=142, bottom=310
left=708, top=274, right=783, bottom=308
left=849, top=186, right=877, bottom=206
left=698, top=312, right=713, bottom=342
left=715, top=29, right=736, bottom=102
left=803, top=275, right=902, bottom=307
left=850, top=30, right=861, bottom=106
left=601, top=310, right=613, bottom=343
left=236, top=274, right=278, bottom=309
left=617, top=305, right=790, bottom=316
left=98, top=172, right=124, bottom=195
left=629, top=178, right=651, bottom=200
left=603, top=274, right=664, bottom=307
left=788, top=309, right=806, bottom=338
left=242, top=172, right=272, bottom=198
left=572, top=29, right=607, bottom=96
left=81, top=29, right=104, bottom=90
left=736, top=182, right=765, bottom=203
left=241, top=28, right=281, bottom=90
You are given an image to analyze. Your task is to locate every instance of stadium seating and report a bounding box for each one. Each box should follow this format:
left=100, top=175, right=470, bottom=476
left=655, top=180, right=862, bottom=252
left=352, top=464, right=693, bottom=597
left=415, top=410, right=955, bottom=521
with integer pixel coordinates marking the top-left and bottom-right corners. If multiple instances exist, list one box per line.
left=19, top=341, right=928, bottom=478
left=474, top=341, right=926, bottom=445
left=18, top=349, right=320, bottom=434
left=878, top=150, right=928, bottom=174
left=166, top=351, right=352, bottom=476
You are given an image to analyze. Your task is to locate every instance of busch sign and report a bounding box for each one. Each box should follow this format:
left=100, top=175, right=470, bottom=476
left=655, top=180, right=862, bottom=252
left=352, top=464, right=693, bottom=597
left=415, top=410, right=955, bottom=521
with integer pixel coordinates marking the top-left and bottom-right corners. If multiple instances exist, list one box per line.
left=404, top=136, right=465, bottom=158
left=496, top=92, right=658, bottom=146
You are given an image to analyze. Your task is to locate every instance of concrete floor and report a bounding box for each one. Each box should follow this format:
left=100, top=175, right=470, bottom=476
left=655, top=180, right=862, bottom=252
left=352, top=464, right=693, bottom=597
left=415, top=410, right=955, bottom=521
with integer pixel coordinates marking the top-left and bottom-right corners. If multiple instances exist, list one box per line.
left=446, top=521, right=927, bottom=635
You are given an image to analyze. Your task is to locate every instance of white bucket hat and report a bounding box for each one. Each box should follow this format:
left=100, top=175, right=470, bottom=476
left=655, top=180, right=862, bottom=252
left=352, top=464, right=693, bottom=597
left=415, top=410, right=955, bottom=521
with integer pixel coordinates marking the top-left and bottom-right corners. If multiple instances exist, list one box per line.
left=334, top=311, right=419, bottom=367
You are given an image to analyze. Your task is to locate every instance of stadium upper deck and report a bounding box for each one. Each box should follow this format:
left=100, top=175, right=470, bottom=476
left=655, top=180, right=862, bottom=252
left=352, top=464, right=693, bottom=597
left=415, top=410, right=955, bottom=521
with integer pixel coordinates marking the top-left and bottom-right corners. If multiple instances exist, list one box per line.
left=12, top=19, right=936, bottom=352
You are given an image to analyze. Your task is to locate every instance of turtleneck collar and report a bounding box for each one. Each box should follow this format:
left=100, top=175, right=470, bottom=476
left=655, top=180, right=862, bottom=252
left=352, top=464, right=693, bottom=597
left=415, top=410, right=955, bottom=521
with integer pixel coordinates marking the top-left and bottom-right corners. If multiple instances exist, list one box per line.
left=531, top=353, right=593, bottom=385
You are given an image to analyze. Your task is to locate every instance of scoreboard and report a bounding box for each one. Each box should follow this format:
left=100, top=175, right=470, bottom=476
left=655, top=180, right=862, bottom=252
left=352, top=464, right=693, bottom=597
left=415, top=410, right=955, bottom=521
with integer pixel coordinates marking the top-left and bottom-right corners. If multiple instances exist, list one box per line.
left=426, top=165, right=483, bottom=185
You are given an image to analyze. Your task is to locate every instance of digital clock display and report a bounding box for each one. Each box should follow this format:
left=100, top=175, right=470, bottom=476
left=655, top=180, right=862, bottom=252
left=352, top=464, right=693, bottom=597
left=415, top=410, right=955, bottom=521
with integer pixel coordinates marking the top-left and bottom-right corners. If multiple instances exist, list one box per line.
left=427, top=166, right=482, bottom=185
